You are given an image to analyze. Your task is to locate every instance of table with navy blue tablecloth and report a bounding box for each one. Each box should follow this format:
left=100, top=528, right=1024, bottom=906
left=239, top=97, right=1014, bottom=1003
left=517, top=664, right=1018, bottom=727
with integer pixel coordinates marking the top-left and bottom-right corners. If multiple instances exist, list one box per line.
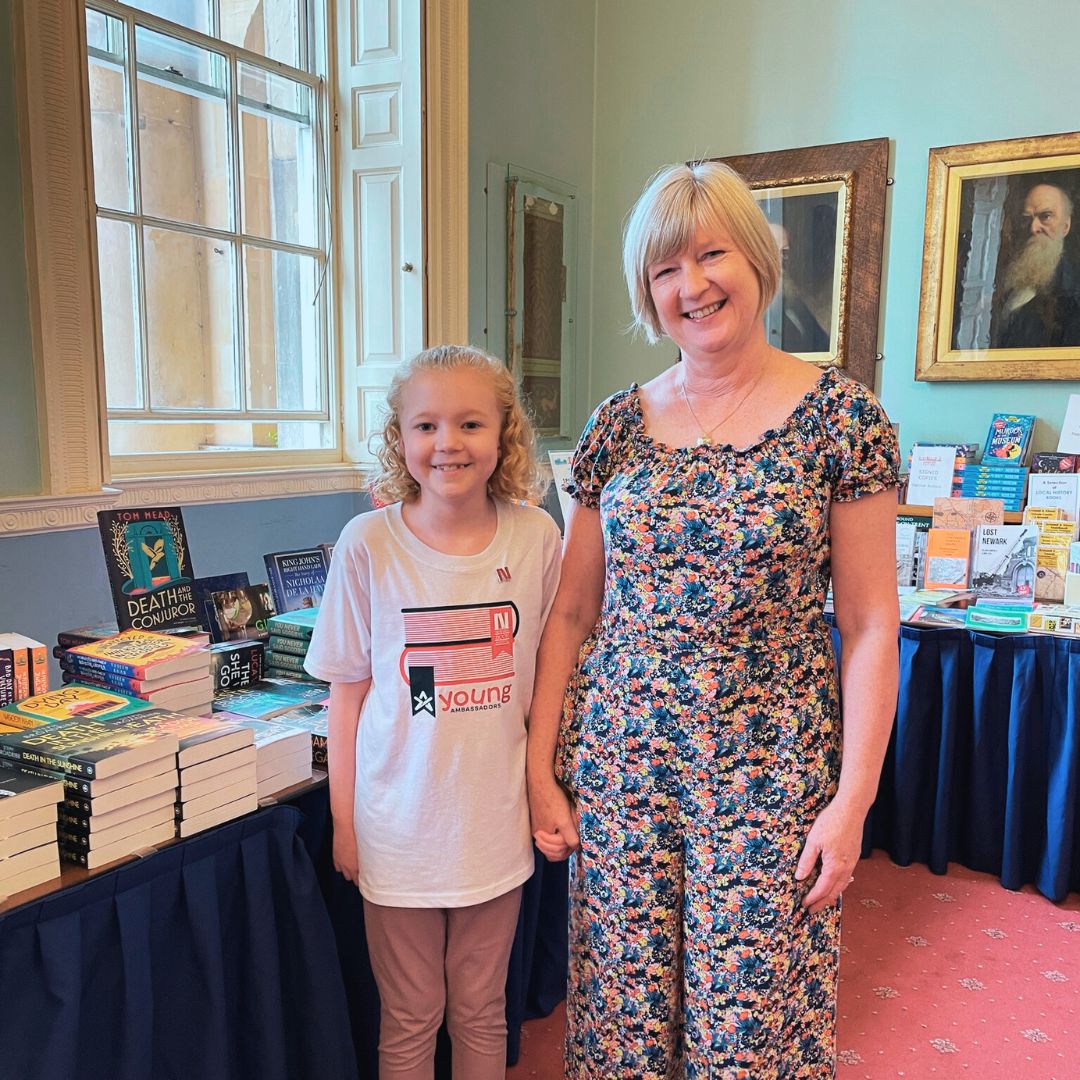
left=2, top=626, right=1076, bottom=1079
left=846, top=625, right=1080, bottom=902
left=0, top=786, right=569, bottom=1080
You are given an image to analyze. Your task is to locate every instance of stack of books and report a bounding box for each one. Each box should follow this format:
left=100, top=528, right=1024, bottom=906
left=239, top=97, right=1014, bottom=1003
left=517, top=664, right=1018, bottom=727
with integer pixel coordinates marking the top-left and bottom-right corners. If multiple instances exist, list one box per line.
left=125, top=712, right=259, bottom=839
left=275, top=702, right=329, bottom=771
left=0, top=633, right=49, bottom=706
left=59, top=629, right=214, bottom=714
left=956, top=463, right=1029, bottom=512
left=263, top=609, right=321, bottom=682
left=217, top=717, right=313, bottom=799
left=0, top=765, right=63, bottom=897
left=0, top=715, right=179, bottom=870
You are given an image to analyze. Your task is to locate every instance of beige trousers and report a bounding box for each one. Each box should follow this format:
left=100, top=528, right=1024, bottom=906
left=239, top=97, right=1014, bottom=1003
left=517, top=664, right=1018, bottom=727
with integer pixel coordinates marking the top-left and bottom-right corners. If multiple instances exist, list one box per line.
left=363, top=885, right=523, bottom=1080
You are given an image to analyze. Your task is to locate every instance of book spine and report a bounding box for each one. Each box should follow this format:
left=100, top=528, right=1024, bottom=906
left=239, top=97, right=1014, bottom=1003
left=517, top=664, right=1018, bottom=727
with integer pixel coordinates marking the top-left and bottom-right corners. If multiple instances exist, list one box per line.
left=57, top=827, right=92, bottom=849
left=266, top=634, right=308, bottom=656
left=265, top=666, right=321, bottom=684
left=0, top=652, right=15, bottom=707
left=15, top=762, right=92, bottom=796
left=59, top=846, right=91, bottom=868
left=62, top=796, right=94, bottom=816
left=263, top=557, right=288, bottom=615
left=10, top=647, right=30, bottom=701
left=311, top=734, right=327, bottom=768
left=264, top=650, right=306, bottom=671
left=60, top=665, right=143, bottom=695
left=64, top=653, right=147, bottom=680
left=265, top=622, right=314, bottom=641
left=0, top=743, right=96, bottom=779
left=24, top=643, right=48, bottom=696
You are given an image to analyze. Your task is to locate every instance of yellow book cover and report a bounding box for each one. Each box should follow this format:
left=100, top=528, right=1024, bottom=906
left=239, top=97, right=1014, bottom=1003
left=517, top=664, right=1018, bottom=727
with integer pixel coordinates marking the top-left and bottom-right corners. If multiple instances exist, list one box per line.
left=1, top=685, right=150, bottom=724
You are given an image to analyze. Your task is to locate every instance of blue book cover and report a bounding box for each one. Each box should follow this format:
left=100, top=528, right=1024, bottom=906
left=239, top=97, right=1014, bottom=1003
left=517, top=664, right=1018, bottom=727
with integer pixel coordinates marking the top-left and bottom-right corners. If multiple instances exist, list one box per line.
left=262, top=548, right=330, bottom=614
left=983, top=414, right=1036, bottom=465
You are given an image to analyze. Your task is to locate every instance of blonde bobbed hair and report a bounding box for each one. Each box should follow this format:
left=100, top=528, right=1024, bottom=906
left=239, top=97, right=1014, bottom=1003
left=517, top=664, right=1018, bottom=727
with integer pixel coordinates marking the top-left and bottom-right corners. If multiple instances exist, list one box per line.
left=371, top=344, right=549, bottom=505
left=623, top=160, right=781, bottom=343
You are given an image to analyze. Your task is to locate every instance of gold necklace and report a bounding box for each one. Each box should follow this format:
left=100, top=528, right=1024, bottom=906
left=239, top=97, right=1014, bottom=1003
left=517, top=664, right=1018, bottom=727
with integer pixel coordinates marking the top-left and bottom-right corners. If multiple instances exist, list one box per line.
left=679, top=367, right=764, bottom=446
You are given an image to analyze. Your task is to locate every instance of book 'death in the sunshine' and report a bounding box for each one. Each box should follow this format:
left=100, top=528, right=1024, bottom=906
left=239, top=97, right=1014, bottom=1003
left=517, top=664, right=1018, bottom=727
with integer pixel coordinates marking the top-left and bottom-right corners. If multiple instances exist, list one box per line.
left=97, top=506, right=200, bottom=634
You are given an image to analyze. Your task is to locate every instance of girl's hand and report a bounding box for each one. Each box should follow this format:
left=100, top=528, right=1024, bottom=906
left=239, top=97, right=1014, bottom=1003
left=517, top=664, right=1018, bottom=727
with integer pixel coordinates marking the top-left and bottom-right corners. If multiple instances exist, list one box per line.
left=795, top=796, right=864, bottom=914
left=332, top=821, right=361, bottom=887
left=528, top=772, right=580, bottom=861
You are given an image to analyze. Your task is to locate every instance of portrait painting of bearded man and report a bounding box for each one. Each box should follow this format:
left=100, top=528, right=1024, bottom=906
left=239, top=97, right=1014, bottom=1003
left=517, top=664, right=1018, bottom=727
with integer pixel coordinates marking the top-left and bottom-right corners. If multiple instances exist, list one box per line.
left=950, top=169, right=1080, bottom=352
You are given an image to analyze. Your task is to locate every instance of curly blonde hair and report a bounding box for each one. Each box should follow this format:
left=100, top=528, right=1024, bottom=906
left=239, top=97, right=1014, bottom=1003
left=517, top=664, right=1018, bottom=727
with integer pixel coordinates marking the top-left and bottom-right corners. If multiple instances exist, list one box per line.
left=371, top=344, right=549, bottom=505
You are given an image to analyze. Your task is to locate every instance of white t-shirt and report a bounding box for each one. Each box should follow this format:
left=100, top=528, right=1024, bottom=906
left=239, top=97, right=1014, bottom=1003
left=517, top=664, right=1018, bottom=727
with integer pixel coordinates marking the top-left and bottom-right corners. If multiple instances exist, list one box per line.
left=304, top=500, right=562, bottom=907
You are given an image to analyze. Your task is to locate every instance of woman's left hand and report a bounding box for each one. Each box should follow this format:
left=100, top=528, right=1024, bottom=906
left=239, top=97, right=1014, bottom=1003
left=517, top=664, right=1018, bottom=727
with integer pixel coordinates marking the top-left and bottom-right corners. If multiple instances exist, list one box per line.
left=795, top=796, right=865, bottom=914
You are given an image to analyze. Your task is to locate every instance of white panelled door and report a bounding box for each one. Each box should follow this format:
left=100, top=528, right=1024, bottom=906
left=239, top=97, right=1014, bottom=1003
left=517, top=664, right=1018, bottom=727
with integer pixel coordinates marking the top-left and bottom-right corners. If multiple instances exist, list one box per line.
left=336, top=0, right=423, bottom=464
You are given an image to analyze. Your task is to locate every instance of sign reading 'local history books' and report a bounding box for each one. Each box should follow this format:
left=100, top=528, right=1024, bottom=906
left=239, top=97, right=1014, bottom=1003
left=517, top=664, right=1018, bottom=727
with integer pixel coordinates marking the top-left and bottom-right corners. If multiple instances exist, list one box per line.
left=97, top=507, right=200, bottom=633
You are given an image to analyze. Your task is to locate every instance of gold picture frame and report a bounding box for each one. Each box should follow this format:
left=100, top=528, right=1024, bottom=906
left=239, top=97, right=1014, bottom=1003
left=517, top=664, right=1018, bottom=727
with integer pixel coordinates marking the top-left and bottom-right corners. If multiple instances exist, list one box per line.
left=915, top=130, right=1080, bottom=381
left=713, top=138, right=888, bottom=389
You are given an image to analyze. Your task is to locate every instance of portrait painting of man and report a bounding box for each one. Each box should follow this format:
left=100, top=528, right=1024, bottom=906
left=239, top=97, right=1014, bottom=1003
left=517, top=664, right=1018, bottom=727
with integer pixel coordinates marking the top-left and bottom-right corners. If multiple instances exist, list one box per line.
left=757, top=182, right=846, bottom=362
left=950, top=169, right=1080, bottom=353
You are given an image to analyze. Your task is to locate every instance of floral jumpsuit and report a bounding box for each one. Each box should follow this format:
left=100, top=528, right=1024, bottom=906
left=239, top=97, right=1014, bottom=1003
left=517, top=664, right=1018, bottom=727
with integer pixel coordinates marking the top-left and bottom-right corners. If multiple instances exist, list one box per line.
left=557, top=370, right=899, bottom=1078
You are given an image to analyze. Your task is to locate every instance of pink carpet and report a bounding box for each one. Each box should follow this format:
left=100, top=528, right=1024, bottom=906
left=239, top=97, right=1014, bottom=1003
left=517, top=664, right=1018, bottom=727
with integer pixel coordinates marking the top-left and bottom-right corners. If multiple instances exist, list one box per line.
left=510, top=853, right=1080, bottom=1078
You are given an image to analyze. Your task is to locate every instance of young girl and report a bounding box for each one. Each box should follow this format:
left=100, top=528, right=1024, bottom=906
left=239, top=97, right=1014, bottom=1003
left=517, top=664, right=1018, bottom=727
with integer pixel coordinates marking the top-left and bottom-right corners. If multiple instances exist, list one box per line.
left=304, top=345, right=561, bottom=1080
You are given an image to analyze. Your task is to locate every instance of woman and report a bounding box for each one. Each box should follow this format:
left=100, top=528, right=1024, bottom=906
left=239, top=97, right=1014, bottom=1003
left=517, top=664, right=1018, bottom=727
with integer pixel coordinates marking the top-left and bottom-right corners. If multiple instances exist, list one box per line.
left=526, top=161, right=899, bottom=1078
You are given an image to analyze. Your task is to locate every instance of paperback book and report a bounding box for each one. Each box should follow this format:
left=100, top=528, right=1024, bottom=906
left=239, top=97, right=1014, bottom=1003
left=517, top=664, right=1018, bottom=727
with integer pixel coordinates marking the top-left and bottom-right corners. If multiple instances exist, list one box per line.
left=924, top=528, right=972, bottom=591
left=0, top=717, right=178, bottom=780
left=0, top=766, right=64, bottom=821
left=970, top=524, right=1038, bottom=599
left=983, top=413, right=1037, bottom=464
left=97, top=506, right=200, bottom=633
left=1, top=684, right=152, bottom=725
left=265, top=608, right=319, bottom=640
left=64, top=629, right=209, bottom=681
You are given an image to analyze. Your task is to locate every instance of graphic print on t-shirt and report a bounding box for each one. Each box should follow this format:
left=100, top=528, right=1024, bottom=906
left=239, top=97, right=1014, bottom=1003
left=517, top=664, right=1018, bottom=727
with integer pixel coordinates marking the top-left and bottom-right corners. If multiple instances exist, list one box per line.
left=399, top=601, right=519, bottom=717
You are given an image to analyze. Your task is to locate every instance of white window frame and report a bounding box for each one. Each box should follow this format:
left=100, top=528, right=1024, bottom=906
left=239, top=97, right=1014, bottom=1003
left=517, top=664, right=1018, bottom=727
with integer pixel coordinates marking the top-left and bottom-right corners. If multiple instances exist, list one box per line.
left=2, top=0, right=466, bottom=536
left=88, top=0, right=338, bottom=478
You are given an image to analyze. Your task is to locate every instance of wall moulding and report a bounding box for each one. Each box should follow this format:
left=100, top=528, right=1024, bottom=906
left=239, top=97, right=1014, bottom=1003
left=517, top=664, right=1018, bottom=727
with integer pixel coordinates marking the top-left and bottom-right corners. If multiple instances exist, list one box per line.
left=0, top=467, right=370, bottom=537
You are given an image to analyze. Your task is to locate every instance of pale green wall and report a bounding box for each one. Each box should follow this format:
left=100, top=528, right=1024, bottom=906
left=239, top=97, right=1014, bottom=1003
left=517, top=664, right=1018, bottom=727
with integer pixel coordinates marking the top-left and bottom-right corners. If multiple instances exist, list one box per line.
left=587, top=0, right=1080, bottom=453
left=0, top=0, right=42, bottom=494
left=468, top=0, right=597, bottom=440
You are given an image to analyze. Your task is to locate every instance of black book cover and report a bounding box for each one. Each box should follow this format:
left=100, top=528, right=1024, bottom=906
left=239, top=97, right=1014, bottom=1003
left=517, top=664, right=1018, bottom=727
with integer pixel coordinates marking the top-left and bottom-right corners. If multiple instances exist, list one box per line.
left=97, top=507, right=200, bottom=633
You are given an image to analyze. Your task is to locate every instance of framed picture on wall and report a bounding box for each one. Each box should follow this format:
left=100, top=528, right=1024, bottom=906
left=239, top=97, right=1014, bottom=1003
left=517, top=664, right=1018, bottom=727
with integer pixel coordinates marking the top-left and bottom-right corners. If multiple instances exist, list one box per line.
left=915, top=130, right=1080, bottom=381
left=712, top=137, right=889, bottom=389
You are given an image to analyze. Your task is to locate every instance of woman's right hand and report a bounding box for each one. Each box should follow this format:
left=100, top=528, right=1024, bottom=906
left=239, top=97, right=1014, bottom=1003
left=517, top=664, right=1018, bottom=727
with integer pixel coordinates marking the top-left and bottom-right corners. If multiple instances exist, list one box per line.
left=332, top=821, right=361, bottom=887
left=528, top=772, right=580, bottom=861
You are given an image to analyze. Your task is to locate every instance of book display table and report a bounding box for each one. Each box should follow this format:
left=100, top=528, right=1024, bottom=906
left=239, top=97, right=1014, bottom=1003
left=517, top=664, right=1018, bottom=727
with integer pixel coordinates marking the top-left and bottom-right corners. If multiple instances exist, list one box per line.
left=0, top=784, right=569, bottom=1080
left=850, top=626, right=1080, bottom=902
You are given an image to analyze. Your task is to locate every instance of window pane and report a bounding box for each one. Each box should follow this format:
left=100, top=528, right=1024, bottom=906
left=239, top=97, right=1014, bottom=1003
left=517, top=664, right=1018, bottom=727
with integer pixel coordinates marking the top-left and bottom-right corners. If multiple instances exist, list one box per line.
left=239, top=64, right=316, bottom=245
left=136, top=27, right=232, bottom=230
left=97, top=219, right=142, bottom=408
left=86, top=7, right=110, bottom=51
left=243, top=245, right=322, bottom=410
left=220, top=0, right=302, bottom=68
left=108, top=419, right=334, bottom=455
left=87, top=10, right=133, bottom=212
left=144, top=226, right=238, bottom=409
left=121, top=1, right=211, bottom=37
